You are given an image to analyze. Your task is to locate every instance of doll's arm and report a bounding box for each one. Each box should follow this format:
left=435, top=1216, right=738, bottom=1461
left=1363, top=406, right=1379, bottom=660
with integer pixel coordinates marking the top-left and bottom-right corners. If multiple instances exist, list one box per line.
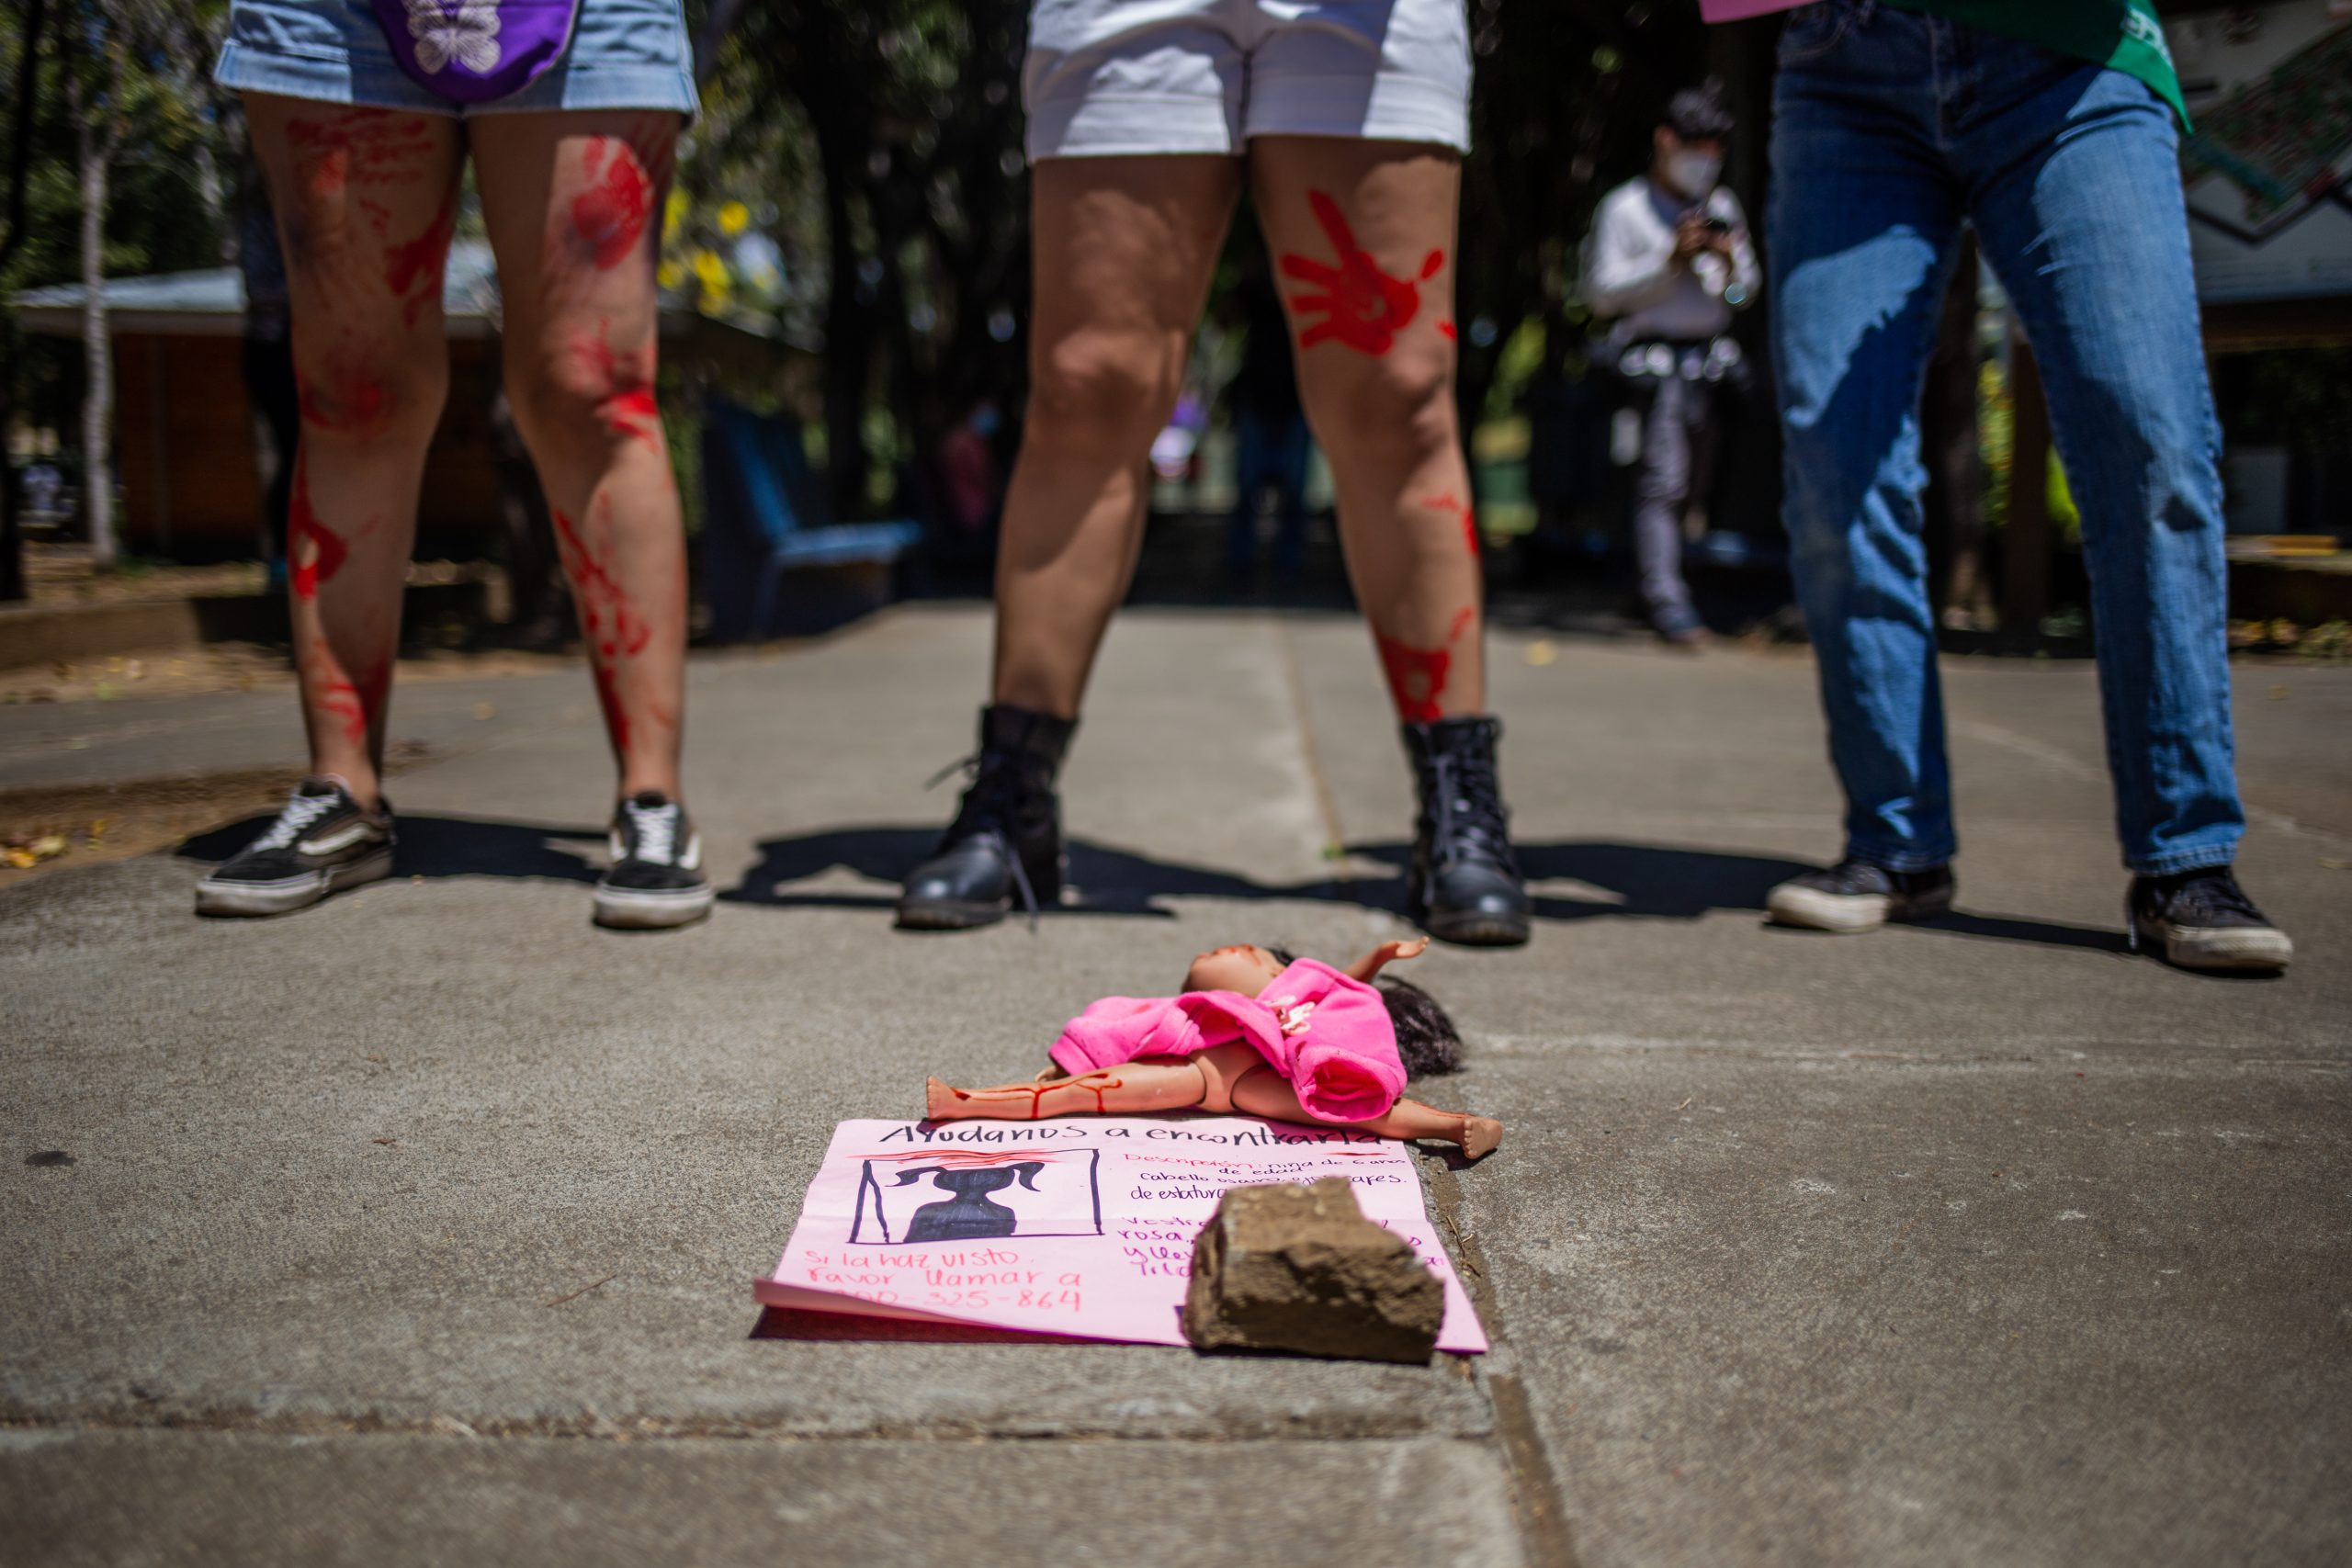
left=1344, top=935, right=1430, bottom=984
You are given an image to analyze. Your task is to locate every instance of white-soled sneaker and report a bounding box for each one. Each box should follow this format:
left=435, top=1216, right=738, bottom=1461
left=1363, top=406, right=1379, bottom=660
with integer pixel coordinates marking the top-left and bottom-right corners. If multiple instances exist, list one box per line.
left=195, top=776, right=394, bottom=917
left=594, top=790, right=714, bottom=930
left=1766, top=858, right=1953, bottom=933
left=2128, top=867, right=2291, bottom=973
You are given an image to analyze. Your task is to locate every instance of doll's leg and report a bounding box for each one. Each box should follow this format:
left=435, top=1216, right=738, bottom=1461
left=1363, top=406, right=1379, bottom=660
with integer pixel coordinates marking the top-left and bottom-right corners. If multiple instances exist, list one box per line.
left=1227, top=1071, right=1501, bottom=1159
left=926, top=1058, right=1209, bottom=1122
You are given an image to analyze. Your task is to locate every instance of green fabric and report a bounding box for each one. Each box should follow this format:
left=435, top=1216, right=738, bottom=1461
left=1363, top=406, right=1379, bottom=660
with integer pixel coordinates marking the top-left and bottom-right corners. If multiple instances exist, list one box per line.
left=1885, top=0, right=2188, bottom=127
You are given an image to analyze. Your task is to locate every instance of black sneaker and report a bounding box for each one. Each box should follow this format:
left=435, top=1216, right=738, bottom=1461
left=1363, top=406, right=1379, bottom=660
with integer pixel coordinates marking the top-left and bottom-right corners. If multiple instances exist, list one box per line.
left=2128, top=867, right=2292, bottom=973
left=594, top=791, right=713, bottom=930
left=1766, top=857, right=1953, bottom=933
left=195, top=776, right=394, bottom=917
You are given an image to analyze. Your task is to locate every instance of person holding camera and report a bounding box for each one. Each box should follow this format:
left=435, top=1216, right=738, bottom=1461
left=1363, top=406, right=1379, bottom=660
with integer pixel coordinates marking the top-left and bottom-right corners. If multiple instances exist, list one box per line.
left=1584, top=80, right=1758, bottom=648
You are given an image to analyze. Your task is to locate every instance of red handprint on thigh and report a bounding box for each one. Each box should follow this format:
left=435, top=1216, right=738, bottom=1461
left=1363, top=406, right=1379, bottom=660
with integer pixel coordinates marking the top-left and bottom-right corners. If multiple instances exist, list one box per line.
left=1278, top=190, right=1443, bottom=356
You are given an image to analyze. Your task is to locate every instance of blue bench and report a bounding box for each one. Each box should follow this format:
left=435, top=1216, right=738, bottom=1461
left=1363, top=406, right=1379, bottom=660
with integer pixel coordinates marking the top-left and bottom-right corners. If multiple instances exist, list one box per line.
left=700, top=399, right=922, bottom=640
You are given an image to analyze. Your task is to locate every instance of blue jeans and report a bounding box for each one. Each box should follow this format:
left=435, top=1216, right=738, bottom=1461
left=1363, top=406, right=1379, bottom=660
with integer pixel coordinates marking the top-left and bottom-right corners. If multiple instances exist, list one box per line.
left=1770, top=1, right=2243, bottom=876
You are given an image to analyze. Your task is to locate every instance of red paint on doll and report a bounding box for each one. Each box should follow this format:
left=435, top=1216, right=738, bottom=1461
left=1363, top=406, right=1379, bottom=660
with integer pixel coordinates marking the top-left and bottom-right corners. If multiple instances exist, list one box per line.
left=1374, top=606, right=1476, bottom=722
left=383, top=189, right=457, bottom=329
left=1438, top=321, right=1457, bottom=342
left=287, top=453, right=349, bottom=603
left=1279, top=192, right=1443, bottom=356
left=571, top=139, right=653, bottom=270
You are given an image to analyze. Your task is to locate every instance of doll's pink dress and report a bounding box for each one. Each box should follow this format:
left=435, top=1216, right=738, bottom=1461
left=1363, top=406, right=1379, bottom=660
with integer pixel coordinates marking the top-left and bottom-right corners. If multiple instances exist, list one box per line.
left=1047, top=956, right=1407, bottom=1123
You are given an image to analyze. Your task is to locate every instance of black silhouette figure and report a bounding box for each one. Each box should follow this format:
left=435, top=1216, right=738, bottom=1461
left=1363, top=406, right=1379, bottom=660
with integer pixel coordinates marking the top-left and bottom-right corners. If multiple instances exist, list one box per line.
left=894, top=1162, right=1046, bottom=1242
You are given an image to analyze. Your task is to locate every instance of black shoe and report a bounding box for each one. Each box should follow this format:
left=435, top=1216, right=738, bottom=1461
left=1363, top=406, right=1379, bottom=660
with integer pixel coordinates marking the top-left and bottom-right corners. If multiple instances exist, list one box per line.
left=1402, top=716, right=1531, bottom=947
left=594, top=791, right=713, bottom=930
left=897, top=704, right=1076, bottom=931
left=2128, top=866, right=2292, bottom=973
left=1766, top=857, right=1953, bottom=932
left=195, top=776, right=394, bottom=917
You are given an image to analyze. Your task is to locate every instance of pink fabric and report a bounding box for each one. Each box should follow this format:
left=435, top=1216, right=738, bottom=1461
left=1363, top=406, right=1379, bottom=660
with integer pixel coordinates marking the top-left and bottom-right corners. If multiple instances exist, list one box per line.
left=1048, top=957, right=1408, bottom=1123
left=1700, top=0, right=1804, bottom=17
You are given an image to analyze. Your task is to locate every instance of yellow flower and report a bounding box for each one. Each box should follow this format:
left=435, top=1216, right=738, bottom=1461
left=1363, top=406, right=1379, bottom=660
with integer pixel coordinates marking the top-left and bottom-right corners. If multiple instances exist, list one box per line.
left=691, top=248, right=729, bottom=289
left=663, top=188, right=689, bottom=240
left=657, top=259, right=684, bottom=290
left=717, top=200, right=751, bottom=236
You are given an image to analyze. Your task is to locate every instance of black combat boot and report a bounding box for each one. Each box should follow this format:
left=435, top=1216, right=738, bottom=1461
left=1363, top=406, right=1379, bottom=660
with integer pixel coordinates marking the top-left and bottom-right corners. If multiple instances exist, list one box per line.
left=1402, top=716, right=1531, bottom=947
left=896, top=704, right=1077, bottom=931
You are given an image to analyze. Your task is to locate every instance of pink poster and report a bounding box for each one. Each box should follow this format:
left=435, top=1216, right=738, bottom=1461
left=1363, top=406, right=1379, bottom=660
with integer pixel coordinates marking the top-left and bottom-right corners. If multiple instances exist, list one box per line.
left=756, top=1116, right=1488, bottom=1353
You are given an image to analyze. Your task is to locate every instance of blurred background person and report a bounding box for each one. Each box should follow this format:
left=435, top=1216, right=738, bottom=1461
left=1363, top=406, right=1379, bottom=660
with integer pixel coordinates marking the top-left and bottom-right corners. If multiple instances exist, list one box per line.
left=1222, top=250, right=1314, bottom=592
left=1583, top=78, right=1758, bottom=649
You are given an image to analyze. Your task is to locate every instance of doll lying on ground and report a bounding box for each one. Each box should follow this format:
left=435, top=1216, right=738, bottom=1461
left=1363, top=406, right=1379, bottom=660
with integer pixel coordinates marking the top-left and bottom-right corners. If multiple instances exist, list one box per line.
left=924, top=937, right=1501, bottom=1158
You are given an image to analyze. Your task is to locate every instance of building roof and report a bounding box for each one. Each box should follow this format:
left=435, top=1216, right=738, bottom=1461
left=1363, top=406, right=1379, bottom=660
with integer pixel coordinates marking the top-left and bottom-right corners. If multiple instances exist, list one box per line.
left=11, top=241, right=787, bottom=349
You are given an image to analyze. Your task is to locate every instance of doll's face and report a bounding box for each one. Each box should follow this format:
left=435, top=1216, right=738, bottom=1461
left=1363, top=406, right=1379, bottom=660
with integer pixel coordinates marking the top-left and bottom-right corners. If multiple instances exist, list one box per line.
left=1185, top=944, right=1287, bottom=995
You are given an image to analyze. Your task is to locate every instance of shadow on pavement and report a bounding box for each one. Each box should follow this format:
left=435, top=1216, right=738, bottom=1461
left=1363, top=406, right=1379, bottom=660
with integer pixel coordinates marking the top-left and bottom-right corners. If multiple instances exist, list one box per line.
left=722, top=827, right=2121, bottom=953
left=178, top=813, right=604, bottom=884
left=749, top=1306, right=1087, bottom=1345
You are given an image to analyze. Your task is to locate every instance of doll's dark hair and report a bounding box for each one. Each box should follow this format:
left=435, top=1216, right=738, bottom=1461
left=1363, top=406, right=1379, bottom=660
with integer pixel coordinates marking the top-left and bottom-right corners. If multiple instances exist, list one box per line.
left=1268, top=948, right=1461, bottom=1077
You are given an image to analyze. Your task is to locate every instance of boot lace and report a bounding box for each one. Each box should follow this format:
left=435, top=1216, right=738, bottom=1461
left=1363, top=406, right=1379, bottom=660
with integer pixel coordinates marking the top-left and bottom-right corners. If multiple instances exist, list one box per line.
left=254, top=788, right=341, bottom=852
left=1427, top=745, right=1517, bottom=875
left=925, top=751, right=1042, bottom=928
left=623, top=798, right=681, bottom=865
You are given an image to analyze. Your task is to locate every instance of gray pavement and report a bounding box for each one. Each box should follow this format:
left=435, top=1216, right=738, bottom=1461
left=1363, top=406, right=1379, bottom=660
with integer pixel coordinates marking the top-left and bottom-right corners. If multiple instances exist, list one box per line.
left=4, top=604, right=2347, bottom=1566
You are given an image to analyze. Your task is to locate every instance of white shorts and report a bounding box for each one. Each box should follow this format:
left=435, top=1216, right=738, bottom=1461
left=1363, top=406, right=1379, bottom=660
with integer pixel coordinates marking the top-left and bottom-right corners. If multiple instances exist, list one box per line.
left=1024, top=0, right=1471, bottom=161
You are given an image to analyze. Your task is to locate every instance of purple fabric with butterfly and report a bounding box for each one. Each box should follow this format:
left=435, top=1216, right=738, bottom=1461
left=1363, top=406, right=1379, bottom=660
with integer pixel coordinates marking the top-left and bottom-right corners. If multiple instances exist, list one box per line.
left=369, top=0, right=582, bottom=104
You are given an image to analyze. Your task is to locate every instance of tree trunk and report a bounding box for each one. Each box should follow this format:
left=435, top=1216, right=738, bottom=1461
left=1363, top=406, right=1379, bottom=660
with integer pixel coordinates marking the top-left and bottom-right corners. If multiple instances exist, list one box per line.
left=0, top=317, right=24, bottom=600
left=0, top=0, right=50, bottom=600
left=76, top=96, right=118, bottom=570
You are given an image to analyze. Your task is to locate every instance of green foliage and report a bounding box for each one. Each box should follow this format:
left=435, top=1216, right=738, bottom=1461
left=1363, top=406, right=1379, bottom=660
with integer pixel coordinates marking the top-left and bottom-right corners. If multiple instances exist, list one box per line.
left=1977, top=358, right=2012, bottom=533
left=3, top=2, right=236, bottom=433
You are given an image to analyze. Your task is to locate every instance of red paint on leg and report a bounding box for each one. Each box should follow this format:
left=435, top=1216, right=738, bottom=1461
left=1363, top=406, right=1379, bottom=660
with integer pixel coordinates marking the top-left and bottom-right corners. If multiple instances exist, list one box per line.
left=1278, top=191, right=1438, bottom=356
left=1426, top=492, right=1479, bottom=557
left=1437, top=321, right=1457, bottom=342
left=589, top=660, right=630, bottom=755
left=567, top=324, right=662, bottom=449
left=570, top=140, right=652, bottom=270
left=315, top=673, right=367, bottom=747
left=383, top=188, right=457, bottom=329
left=551, top=504, right=655, bottom=757
left=296, top=343, right=395, bottom=437
left=1374, top=606, right=1476, bottom=723
left=598, top=386, right=662, bottom=450
left=288, top=112, right=439, bottom=188
left=287, top=452, right=350, bottom=603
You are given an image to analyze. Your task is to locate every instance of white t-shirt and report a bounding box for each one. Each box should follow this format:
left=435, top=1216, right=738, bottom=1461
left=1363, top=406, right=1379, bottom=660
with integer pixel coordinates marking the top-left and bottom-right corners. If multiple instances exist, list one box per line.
left=1583, top=175, right=1760, bottom=343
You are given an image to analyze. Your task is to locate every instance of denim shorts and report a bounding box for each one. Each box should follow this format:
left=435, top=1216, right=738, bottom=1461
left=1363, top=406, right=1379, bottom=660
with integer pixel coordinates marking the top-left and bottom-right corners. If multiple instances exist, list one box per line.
left=215, top=0, right=698, bottom=118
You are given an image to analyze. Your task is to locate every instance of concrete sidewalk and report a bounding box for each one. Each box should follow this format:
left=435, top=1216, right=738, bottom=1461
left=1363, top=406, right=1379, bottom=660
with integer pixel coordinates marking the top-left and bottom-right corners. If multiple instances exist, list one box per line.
left=4, top=604, right=2346, bottom=1566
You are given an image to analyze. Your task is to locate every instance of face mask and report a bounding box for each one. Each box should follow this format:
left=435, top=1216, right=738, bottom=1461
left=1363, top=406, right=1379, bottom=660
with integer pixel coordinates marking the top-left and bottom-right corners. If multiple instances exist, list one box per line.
left=1665, top=151, right=1722, bottom=197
